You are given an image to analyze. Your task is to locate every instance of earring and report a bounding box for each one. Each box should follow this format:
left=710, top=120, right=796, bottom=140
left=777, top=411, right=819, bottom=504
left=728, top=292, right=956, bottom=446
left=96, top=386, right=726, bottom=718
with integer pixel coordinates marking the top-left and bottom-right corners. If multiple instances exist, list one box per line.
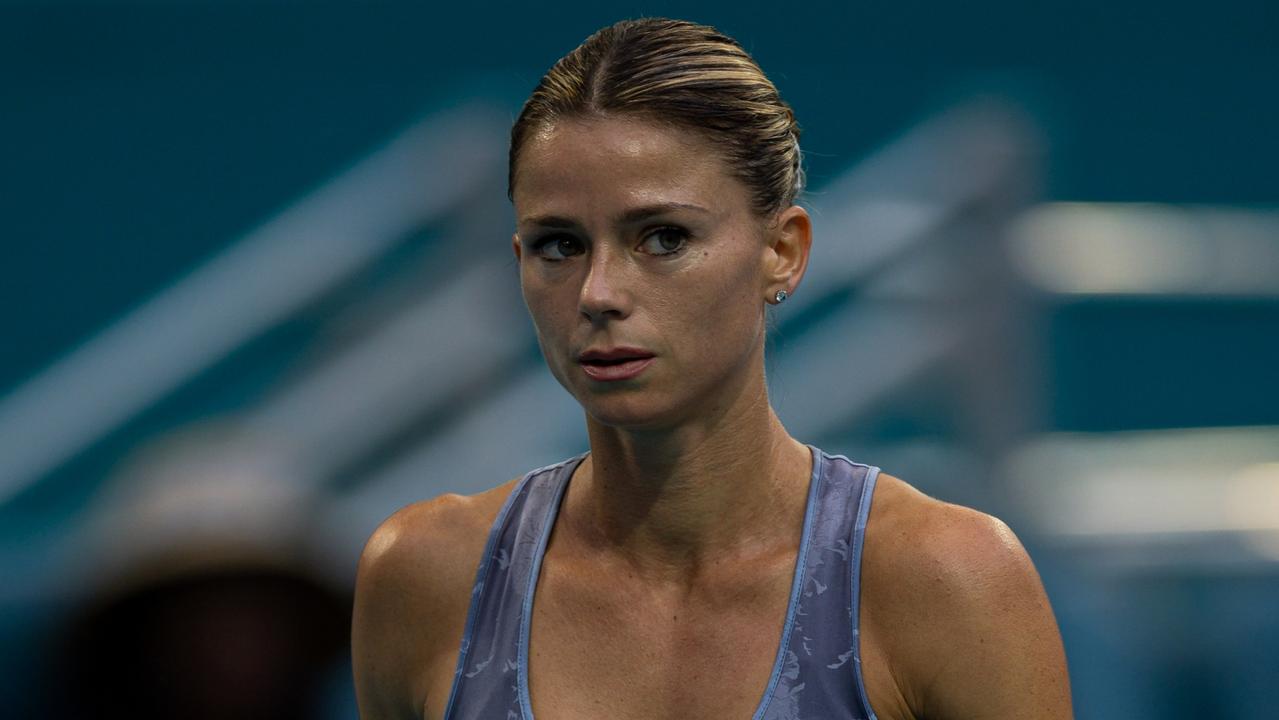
left=774, top=290, right=789, bottom=304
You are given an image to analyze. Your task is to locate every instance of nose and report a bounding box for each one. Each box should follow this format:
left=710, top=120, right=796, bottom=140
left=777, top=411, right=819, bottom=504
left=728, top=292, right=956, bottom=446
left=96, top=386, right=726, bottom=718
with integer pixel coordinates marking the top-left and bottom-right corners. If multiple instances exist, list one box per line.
left=578, top=242, right=632, bottom=323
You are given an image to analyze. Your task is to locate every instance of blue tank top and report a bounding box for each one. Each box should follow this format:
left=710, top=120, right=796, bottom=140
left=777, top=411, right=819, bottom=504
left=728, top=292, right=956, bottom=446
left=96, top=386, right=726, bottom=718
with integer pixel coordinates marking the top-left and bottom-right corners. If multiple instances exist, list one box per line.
left=442, top=445, right=881, bottom=720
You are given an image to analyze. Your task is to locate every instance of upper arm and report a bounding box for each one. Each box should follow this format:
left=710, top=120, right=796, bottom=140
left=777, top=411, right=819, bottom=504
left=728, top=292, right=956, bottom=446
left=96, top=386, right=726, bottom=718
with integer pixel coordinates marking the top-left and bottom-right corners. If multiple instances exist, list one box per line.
left=352, top=506, right=431, bottom=720
left=352, top=493, right=493, bottom=720
left=352, top=482, right=517, bottom=720
left=912, top=509, right=1073, bottom=719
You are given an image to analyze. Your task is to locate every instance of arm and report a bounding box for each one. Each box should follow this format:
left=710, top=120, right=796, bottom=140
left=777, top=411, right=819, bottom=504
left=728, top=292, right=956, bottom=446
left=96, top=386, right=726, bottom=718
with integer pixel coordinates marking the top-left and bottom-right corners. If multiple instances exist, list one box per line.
left=352, top=507, right=429, bottom=720
left=910, top=508, right=1074, bottom=719
left=860, top=474, right=1073, bottom=719
left=352, top=484, right=516, bottom=720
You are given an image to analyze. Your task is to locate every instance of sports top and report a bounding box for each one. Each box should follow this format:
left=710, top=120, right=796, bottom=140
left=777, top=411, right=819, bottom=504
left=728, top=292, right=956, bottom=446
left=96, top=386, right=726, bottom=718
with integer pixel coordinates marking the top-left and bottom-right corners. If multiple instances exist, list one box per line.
left=442, top=445, right=881, bottom=719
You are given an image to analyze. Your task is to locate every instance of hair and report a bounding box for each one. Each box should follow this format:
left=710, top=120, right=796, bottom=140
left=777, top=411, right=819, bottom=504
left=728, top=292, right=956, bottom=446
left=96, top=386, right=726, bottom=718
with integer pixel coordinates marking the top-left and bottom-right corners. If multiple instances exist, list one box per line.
left=508, top=18, right=804, bottom=216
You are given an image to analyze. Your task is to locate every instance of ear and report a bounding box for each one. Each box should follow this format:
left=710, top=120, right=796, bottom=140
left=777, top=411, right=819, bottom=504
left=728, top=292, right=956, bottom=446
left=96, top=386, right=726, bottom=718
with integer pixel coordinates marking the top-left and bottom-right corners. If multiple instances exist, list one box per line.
left=512, top=233, right=522, bottom=262
left=762, top=205, right=812, bottom=299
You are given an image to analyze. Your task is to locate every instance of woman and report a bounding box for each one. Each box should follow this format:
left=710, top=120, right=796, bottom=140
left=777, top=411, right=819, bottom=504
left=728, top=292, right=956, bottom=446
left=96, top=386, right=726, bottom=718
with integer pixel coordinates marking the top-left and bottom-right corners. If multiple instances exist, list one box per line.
left=353, top=18, right=1072, bottom=720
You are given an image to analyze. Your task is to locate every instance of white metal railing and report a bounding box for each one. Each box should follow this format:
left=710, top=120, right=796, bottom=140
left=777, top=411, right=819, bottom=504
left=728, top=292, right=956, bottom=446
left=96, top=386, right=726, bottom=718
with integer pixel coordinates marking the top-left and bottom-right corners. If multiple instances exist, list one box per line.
left=0, top=104, right=508, bottom=503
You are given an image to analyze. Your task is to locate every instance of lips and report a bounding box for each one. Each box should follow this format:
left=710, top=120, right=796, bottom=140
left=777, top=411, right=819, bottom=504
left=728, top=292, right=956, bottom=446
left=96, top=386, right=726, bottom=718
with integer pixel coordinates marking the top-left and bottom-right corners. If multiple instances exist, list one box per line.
left=578, top=347, right=655, bottom=364
left=577, top=346, right=656, bottom=382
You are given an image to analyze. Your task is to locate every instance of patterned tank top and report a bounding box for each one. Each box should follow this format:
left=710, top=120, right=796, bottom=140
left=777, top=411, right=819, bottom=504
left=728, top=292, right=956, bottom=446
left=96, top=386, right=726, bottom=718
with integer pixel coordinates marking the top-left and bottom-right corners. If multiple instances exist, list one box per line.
left=442, top=445, right=881, bottom=719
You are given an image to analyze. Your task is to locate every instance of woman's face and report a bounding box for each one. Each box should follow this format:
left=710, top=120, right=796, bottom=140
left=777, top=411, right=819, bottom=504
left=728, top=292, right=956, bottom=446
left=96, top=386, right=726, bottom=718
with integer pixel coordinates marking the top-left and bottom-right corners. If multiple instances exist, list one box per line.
left=512, top=116, right=802, bottom=430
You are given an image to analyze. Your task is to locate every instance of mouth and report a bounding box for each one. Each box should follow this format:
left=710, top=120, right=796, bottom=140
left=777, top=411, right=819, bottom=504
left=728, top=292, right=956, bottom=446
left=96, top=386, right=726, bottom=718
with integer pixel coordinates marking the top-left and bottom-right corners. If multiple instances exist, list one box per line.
left=577, top=347, right=656, bottom=381
left=577, top=347, right=656, bottom=365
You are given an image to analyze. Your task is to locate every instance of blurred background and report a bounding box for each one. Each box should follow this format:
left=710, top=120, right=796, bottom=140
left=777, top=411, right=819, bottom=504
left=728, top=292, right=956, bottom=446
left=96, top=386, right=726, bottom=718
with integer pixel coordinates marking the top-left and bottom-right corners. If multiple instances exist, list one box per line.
left=2, top=0, right=1276, bottom=717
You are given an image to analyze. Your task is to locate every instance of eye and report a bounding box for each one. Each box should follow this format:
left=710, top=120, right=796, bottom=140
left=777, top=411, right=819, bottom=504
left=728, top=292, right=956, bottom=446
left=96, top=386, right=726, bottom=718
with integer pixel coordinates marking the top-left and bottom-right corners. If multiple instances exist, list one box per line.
left=638, top=226, right=689, bottom=256
left=533, top=234, right=585, bottom=261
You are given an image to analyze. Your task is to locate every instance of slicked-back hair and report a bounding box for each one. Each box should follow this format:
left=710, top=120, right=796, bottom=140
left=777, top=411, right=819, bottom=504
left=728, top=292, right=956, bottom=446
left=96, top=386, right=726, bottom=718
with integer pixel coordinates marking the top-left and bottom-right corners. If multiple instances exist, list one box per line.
left=509, top=18, right=804, bottom=216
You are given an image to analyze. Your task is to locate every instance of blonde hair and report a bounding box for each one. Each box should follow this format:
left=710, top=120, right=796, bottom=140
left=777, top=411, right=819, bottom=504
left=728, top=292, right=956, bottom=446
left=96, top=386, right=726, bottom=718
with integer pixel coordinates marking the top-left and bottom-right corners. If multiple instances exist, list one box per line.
left=509, top=18, right=804, bottom=215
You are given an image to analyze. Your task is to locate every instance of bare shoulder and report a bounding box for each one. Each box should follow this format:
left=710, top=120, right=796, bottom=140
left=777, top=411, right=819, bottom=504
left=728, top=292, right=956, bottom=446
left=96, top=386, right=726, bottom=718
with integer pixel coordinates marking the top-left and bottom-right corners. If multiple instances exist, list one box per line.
left=352, top=478, right=522, bottom=720
left=865, top=473, right=1035, bottom=598
left=356, top=480, right=517, bottom=597
left=860, top=472, right=1073, bottom=719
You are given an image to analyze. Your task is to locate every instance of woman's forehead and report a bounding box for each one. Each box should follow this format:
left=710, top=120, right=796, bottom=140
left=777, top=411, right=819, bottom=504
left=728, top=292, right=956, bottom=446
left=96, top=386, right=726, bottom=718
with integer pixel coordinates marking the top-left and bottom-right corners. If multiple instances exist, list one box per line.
left=513, top=116, right=750, bottom=219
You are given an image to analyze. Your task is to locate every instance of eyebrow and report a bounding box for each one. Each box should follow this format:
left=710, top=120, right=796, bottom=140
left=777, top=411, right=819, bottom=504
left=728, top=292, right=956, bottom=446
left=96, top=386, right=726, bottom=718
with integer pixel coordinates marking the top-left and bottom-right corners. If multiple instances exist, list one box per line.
left=519, top=202, right=712, bottom=229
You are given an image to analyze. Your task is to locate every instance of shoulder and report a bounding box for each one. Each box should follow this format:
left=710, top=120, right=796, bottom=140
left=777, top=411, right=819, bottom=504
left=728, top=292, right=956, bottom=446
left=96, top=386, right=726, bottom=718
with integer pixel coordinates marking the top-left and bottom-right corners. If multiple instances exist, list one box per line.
left=859, top=472, right=1073, bottom=719
left=864, top=472, right=1032, bottom=594
left=351, top=477, right=522, bottom=719
left=355, top=481, right=516, bottom=610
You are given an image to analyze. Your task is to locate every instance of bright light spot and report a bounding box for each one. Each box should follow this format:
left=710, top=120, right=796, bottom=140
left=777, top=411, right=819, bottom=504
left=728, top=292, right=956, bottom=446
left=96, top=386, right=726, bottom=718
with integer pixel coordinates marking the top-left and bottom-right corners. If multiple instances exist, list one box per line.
left=1226, top=463, right=1279, bottom=552
left=1008, top=203, right=1279, bottom=295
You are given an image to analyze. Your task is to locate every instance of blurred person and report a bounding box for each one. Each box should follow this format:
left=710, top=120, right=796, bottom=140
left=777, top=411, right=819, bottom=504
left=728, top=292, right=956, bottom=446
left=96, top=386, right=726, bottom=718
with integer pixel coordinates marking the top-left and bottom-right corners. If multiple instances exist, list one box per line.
left=353, top=18, right=1071, bottom=720
left=52, top=564, right=348, bottom=720
left=44, top=425, right=351, bottom=720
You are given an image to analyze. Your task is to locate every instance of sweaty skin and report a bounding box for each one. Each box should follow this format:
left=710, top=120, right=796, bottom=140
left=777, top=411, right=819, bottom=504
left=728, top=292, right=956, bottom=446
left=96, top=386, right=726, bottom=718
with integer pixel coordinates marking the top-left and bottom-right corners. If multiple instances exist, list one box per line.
left=352, top=117, right=1074, bottom=720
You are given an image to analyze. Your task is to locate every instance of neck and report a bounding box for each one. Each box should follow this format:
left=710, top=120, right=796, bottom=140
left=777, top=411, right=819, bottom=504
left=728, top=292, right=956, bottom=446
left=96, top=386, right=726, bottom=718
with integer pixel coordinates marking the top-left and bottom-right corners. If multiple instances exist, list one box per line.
left=561, top=367, right=813, bottom=582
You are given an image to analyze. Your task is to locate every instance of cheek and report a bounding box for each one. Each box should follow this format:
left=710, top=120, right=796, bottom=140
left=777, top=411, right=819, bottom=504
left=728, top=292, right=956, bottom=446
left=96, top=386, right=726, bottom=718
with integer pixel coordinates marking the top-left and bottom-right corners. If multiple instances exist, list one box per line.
left=521, top=277, right=595, bottom=386
left=522, top=279, right=571, bottom=340
left=663, top=251, right=763, bottom=360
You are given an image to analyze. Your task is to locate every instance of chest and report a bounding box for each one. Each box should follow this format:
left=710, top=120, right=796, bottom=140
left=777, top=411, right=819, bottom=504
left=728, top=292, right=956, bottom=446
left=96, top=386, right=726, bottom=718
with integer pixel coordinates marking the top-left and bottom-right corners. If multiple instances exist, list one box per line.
left=525, top=551, right=798, bottom=720
left=419, top=580, right=902, bottom=720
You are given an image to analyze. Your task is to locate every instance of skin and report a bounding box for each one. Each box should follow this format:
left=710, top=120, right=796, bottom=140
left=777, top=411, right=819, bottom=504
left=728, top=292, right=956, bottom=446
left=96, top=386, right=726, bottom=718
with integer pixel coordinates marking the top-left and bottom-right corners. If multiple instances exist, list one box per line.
left=352, top=116, right=1074, bottom=719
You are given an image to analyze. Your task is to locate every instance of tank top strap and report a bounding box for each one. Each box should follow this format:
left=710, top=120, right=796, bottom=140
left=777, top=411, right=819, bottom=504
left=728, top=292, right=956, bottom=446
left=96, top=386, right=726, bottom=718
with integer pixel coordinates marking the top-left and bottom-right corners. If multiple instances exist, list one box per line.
left=443, top=453, right=584, bottom=720
left=757, top=447, right=880, bottom=720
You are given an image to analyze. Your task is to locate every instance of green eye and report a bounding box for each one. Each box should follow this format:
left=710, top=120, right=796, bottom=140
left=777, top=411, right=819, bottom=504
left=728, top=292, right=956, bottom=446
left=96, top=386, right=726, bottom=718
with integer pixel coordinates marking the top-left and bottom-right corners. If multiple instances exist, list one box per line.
left=640, top=227, right=688, bottom=256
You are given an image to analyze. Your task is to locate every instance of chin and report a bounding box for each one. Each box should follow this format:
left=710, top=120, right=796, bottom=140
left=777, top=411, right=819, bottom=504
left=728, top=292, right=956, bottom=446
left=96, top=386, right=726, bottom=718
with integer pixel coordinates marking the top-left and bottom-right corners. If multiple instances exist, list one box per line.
left=579, top=394, right=684, bottom=432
